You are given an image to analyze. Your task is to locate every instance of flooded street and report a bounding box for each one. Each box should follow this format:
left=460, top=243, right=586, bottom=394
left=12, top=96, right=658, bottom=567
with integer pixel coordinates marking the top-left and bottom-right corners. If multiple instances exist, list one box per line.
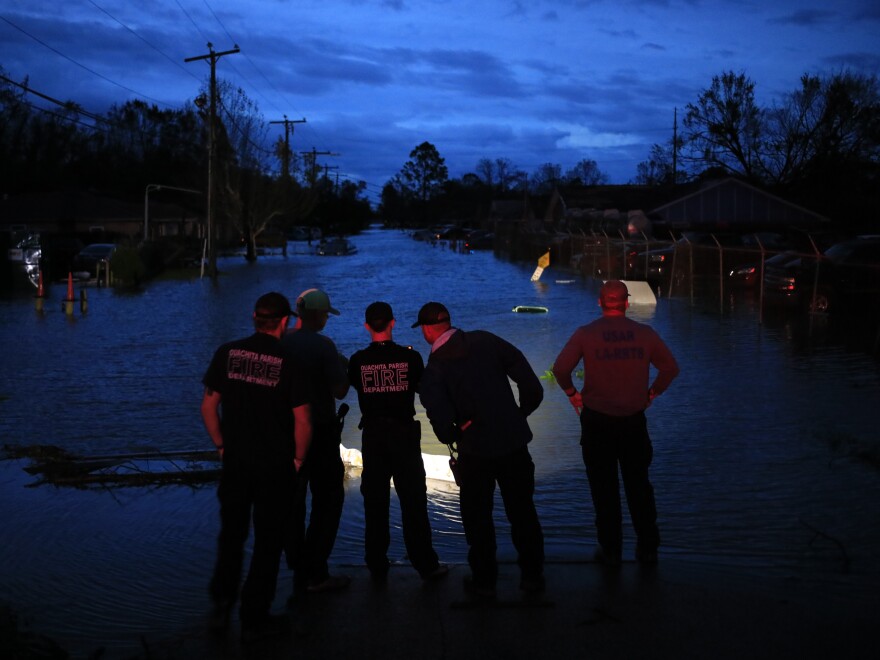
left=2, top=227, right=879, bottom=657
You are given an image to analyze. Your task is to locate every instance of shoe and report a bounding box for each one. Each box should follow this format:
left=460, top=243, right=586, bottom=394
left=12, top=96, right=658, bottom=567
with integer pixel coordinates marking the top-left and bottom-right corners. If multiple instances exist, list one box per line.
left=307, top=574, right=351, bottom=593
left=240, top=613, right=290, bottom=644
left=519, top=574, right=546, bottom=593
left=463, top=575, right=496, bottom=600
left=635, top=546, right=658, bottom=565
left=422, top=563, right=450, bottom=581
left=208, top=600, right=232, bottom=634
left=593, top=547, right=622, bottom=569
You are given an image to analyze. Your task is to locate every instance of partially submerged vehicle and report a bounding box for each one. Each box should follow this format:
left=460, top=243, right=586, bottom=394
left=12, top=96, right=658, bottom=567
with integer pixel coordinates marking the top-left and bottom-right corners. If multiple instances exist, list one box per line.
left=316, top=237, right=358, bottom=256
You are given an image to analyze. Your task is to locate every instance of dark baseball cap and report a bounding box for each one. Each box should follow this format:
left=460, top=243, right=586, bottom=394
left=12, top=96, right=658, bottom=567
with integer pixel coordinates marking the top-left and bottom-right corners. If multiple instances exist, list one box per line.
left=254, top=291, right=293, bottom=319
left=411, top=301, right=450, bottom=328
left=365, top=301, right=393, bottom=324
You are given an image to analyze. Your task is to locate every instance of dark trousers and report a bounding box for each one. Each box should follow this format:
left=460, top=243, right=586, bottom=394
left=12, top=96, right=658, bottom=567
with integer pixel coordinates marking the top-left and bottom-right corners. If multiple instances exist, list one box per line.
left=580, top=407, right=660, bottom=558
left=210, top=458, right=296, bottom=623
left=360, top=420, right=439, bottom=576
left=286, top=426, right=345, bottom=587
left=457, top=445, right=544, bottom=587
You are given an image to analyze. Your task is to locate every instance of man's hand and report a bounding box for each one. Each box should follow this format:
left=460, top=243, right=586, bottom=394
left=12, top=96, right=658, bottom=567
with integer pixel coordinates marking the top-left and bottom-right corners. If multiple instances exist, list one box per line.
left=568, top=392, right=583, bottom=416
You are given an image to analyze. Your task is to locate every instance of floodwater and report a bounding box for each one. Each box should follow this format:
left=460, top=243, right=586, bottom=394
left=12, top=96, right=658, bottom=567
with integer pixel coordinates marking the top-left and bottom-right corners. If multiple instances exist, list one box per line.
left=1, top=227, right=879, bottom=658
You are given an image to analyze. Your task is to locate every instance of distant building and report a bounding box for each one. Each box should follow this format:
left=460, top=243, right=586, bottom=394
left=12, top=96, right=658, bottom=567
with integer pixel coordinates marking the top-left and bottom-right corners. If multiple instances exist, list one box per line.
left=0, top=190, right=202, bottom=241
left=648, top=177, right=829, bottom=234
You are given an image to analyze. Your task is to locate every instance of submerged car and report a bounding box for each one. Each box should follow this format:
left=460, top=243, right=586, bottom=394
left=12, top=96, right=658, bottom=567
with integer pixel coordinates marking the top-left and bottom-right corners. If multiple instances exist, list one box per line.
left=72, top=243, right=117, bottom=280
left=763, top=237, right=880, bottom=314
left=464, top=230, right=494, bottom=251
left=728, top=250, right=802, bottom=289
left=316, top=238, right=357, bottom=256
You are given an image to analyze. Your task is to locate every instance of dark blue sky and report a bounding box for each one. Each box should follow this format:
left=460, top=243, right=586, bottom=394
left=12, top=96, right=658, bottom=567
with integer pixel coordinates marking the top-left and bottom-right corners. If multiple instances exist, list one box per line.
left=2, top=0, right=878, bottom=202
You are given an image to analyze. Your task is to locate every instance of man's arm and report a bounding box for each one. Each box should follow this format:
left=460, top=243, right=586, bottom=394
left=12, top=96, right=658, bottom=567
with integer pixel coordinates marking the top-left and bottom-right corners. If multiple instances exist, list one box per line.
left=292, top=402, right=312, bottom=472
left=648, top=334, right=680, bottom=397
left=552, top=330, right=583, bottom=395
left=323, top=337, right=350, bottom=399
left=419, top=366, right=460, bottom=445
left=200, top=388, right=224, bottom=457
left=501, top=338, right=543, bottom=416
left=333, top=352, right=350, bottom=399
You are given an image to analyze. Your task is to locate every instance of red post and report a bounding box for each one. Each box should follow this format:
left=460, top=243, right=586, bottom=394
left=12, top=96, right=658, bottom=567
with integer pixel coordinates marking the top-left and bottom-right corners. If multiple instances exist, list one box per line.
left=34, top=270, right=46, bottom=313
left=63, top=272, right=75, bottom=316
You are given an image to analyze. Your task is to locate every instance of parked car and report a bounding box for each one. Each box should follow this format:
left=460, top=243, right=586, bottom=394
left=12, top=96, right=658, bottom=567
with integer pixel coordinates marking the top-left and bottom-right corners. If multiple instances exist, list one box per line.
left=727, top=250, right=801, bottom=289
left=316, top=237, right=357, bottom=256
left=72, top=243, right=117, bottom=280
left=6, top=232, right=42, bottom=288
left=438, top=226, right=471, bottom=241
left=464, top=230, right=494, bottom=251
left=632, top=232, right=793, bottom=289
left=411, top=228, right=435, bottom=242
left=6, top=232, right=85, bottom=287
left=763, top=237, right=880, bottom=314
left=572, top=236, right=645, bottom=279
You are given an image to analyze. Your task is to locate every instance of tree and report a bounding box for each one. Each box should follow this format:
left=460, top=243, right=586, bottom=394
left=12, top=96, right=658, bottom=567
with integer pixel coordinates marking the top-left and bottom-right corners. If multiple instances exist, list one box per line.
left=495, top=157, right=524, bottom=192
left=475, top=158, right=494, bottom=187
left=474, top=156, right=523, bottom=193
left=529, top=162, right=562, bottom=194
left=683, top=71, right=764, bottom=180
left=564, top=158, right=608, bottom=186
left=633, top=144, right=686, bottom=186
left=399, top=141, right=448, bottom=203
left=773, top=71, right=880, bottom=218
left=378, top=176, right=411, bottom=226
left=209, top=80, right=278, bottom=260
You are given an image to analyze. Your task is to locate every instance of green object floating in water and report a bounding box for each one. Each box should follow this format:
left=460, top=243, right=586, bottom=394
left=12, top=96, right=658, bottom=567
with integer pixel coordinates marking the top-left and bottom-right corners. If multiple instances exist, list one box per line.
left=512, top=305, right=549, bottom=314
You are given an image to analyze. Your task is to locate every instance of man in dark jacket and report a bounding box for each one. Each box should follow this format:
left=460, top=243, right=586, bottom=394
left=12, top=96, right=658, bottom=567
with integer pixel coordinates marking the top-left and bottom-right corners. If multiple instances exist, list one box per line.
left=415, top=302, right=545, bottom=597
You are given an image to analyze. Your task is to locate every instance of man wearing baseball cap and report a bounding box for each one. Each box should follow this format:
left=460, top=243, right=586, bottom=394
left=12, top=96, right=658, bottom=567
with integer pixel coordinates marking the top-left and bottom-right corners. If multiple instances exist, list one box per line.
left=415, top=301, right=545, bottom=597
left=553, top=280, right=679, bottom=568
left=347, top=302, right=447, bottom=582
left=282, top=288, right=351, bottom=597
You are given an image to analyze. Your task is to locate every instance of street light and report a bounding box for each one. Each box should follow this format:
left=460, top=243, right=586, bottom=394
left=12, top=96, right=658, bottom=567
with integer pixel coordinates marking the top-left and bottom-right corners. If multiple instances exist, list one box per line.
left=144, top=184, right=201, bottom=242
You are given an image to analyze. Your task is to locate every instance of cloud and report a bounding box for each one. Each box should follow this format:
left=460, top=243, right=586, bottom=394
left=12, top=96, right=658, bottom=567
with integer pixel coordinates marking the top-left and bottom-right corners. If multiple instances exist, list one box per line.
left=769, top=9, right=836, bottom=27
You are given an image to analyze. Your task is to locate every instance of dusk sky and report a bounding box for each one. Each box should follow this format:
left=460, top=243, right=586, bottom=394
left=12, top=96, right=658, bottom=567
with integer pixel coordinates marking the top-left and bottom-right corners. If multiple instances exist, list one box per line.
left=2, top=1, right=879, bottom=203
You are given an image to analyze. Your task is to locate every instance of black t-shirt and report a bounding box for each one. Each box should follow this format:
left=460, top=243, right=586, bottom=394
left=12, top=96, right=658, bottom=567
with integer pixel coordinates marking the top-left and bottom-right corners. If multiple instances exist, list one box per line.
left=348, top=341, right=424, bottom=421
left=203, top=332, right=308, bottom=464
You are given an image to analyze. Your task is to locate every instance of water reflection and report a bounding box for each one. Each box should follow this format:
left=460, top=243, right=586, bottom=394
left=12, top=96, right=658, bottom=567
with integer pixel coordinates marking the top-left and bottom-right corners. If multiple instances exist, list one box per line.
left=1, top=227, right=879, bottom=657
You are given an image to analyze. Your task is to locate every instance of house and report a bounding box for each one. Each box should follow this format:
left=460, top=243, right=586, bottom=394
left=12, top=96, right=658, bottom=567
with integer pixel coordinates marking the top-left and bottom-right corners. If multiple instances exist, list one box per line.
left=0, top=190, right=203, bottom=241
left=648, top=177, right=829, bottom=234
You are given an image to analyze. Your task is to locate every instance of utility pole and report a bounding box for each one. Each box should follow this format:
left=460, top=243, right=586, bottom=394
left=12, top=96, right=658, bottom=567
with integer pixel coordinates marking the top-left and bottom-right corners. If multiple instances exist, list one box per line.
left=324, top=165, right=340, bottom=194
left=185, top=42, right=240, bottom=280
left=269, top=116, right=306, bottom=182
left=672, top=107, right=678, bottom=187
left=300, top=148, right=338, bottom=186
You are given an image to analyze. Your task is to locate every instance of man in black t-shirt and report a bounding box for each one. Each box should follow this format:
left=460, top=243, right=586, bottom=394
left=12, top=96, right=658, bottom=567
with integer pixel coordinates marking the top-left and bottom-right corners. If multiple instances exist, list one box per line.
left=201, top=292, right=311, bottom=641
left=348, top=301, right=446, bottom=581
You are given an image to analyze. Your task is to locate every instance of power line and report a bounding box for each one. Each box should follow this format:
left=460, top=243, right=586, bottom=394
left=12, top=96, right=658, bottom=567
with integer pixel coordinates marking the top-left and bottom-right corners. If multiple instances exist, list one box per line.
left=0, top=14, right=172, bottom=109
left=86, top=0, right=199, bottom=83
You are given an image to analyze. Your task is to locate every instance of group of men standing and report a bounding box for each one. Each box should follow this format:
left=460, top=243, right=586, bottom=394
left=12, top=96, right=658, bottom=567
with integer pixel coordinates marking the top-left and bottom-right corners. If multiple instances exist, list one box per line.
left=201, top=280, right=679, bottom=643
